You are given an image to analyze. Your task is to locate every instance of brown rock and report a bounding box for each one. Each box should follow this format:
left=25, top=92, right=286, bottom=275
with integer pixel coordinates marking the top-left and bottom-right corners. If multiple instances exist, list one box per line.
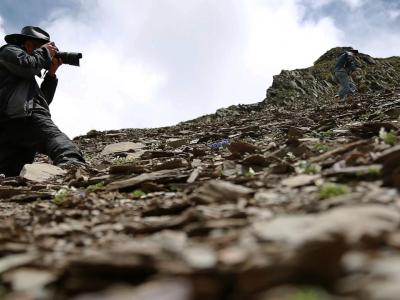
left=189, top=180, right=254, bottom=204
left=109, top=164, right=148, bottom=175
left=166, top=138, right=189, bottom=149
left=153, top=158, right=189, bottom=171
left=349, top=122, right=398, bottom=138
left=106, top=169, right=189, bottom=191
left=228, top=141, right=259, bottom=154
left=0, top=253, right=39, bottom=274
left=253, top=205, right=400, bottom=247
left=243, top=154, right=268, bottom=167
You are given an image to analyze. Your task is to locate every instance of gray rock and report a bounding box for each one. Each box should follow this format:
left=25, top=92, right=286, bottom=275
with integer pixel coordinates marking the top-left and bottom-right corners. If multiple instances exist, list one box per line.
left=253, top=205, right=400, bottom=247
left=20, top=163, right=66, bottom=182
left=189, top=180, right=254, bottom=204
left=101, top=142, right=146, bottom=155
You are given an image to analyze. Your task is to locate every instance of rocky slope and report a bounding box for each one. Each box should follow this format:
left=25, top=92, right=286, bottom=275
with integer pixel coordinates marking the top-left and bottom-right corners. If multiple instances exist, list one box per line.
left=1, top=48, right=400, bottom=300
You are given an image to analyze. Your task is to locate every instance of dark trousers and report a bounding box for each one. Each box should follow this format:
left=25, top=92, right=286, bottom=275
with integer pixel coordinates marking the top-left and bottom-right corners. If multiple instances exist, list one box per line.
left=335, top=70, right=357, bottom=99
left=0, top=112, right=85, bottom=176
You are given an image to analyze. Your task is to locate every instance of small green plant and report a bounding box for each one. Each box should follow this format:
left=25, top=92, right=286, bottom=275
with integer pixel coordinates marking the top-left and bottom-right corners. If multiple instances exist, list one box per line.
left=319, top=129, right=335, bottom=139
left=314, top=143, right=329, bottom=153
left=131, top=189, right=146, bottom=198
left=86, top=182, right=105, bottom=192
left=86, top=129, right=100, bottom=136
left=319, top=183, right=350, bottom=199
left=290, top=288, right=326, bottom=300
left=52, top=189, right=69, bottom=205
left=112, top=156, right=136, bottom=165
left=355, top=165, right=382, bottom=177
left=285, top=152, right=296, bottom=162
left=367, top=165, right=382, bottom=176
left=0, top=283, right=6, bottom=300
left=244, top=167, right=256, bottom=177
left=297, top=161, right=321, bottom=175
left=379, top=127, right=397, bottom=146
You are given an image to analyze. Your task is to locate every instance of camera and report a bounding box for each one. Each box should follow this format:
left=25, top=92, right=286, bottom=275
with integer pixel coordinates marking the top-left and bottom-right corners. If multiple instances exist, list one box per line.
left=55, top=52, right=82, bottom=67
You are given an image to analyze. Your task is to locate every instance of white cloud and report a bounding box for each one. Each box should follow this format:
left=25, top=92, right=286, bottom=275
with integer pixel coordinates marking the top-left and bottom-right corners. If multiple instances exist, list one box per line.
left=301, top=0, right=366, bottom=10
left=41, top=0, right=250, bottom=137
left=0, top=16, right=5, bottom=41
left=389, top=10, right=400, bottom=20
left=342, top=0, right=366, bottom=10
left=243, top=0, right=342, bottom=78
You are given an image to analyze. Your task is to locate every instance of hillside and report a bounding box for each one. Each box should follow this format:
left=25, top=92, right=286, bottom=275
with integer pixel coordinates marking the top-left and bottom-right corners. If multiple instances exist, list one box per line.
left=1, top=48, right=400, bottom=299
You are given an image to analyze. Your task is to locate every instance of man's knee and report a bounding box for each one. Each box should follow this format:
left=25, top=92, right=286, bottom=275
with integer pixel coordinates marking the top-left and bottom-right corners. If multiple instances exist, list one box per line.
left=46, top=133, right=82, bottom=154
left=30, top=114, right=84, bottom=163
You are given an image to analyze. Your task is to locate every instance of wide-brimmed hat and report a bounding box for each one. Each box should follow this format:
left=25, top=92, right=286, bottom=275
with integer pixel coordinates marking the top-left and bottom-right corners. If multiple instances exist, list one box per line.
left=4, top=26, right=50, bottom=45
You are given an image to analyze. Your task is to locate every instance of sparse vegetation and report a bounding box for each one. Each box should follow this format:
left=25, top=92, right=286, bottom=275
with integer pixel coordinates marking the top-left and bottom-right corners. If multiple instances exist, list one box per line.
left=355, top=165, right=382, bottom=177
left=86, top=129, right=100, bottom=137
left=297, top=160, right=321, bottom=174
left=367, top=165, right=382, bottom=176
left=285, top=152, right=297, bottom=162
left=0, top=283, right=6, bottom=300
left=112, top=156, right=136, bottom=165
left=319, top=129, right=335, bottom=139
left=131, top=189, right=146, bottom=198
left=86, top=182, right=105, bottom=192
left=379, top=127, right=397, bottom=146
left=52, top=189, right=69, bottom=205
left=245, top=167, right=256, bottom=177
left=290, top=288, right=327, bottom=300
left=314, top=143, right=329, bottom=153
left=319, top=182, right=350, bottom=199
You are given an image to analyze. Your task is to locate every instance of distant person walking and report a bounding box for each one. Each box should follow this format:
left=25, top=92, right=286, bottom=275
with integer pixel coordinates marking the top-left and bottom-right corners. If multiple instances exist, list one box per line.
left=0, top=26, right=85, bottom=176
left=333, top=48, right=361, bottom=102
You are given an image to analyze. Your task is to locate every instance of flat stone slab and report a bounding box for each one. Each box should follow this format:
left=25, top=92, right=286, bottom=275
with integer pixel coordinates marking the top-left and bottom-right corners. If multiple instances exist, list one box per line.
left=101, top=142, right=146, bottom=155
left=281, top=174, right=321, bottom=188
left=20, top=163, right=66, bottom=183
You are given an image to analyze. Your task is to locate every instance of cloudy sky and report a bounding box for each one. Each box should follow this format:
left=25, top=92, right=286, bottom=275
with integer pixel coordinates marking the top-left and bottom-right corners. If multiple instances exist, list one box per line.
left=0, top=0, right=399, bottom=137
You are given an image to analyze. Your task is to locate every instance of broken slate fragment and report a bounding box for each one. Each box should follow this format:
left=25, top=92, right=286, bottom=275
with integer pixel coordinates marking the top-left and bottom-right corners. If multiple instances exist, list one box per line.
left=183, top=245, right=217, bottom=269
left=189, top=180, right=253, bottom=204
left=253, top=205, right=400, bottom=247
left=20, top=163, right=66, bottom=182
left=2, top=268, right=55, bottom=295
left=349, top=122, right=398, bottom=138
left=166, top=138, right=189, bottom=149
left=153, top=158, right=189, bottom=171
left=106, top=169, right=189, bottom=191
left=281, top=174, right=320, bottom=188
left=0, top=253, right=38, bottom=274
left=101, top=142, right=146, bottom=155
left=323, top=164, right=382, bottom=179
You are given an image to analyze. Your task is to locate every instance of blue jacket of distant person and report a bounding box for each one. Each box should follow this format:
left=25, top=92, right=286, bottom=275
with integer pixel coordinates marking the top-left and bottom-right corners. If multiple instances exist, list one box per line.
left=334, top=51, right=359, bottom=75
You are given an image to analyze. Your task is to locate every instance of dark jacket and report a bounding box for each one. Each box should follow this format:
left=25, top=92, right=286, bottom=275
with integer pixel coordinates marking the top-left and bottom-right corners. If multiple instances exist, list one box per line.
left=0, top=44, right=58, bottom=120
left=334, top=51, right=359, bottom=75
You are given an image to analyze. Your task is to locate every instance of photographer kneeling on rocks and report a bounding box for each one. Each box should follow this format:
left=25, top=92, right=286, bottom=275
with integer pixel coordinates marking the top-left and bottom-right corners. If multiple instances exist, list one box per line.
left=0, top=26, right=85, bottom=177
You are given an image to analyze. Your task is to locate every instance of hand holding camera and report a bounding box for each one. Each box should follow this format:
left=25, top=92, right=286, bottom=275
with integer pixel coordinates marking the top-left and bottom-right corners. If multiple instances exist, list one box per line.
left=43, top=41, right=82, bottom=67
left=42, top=41, right=58, bottom=58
